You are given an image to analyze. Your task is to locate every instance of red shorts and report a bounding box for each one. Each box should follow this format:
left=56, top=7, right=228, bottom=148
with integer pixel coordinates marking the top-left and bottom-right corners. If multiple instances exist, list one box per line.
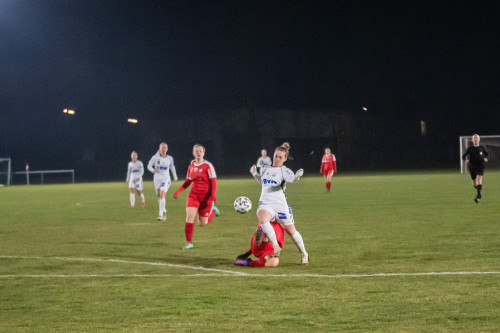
left=322, top=167, right=334, bottom=177
left=187, top=193, right=214, bottom=217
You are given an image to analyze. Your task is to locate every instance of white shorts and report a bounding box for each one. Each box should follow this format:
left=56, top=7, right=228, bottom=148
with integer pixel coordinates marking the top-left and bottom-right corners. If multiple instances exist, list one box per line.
left=128, top=177, right=143, bottom=191
left=154, top=178, right=171, bottom=194
left=257, top=202, right=295, bottom=226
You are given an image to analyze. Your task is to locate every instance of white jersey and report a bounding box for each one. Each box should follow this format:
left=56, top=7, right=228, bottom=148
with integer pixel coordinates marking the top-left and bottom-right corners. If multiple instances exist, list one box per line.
left=256, top=156, right=272, bottom=169
left=126, top=160, right=144, bottom=182
left=253, top=165, right=299, bottom=206
left=147, top=154, right=178, bottom=182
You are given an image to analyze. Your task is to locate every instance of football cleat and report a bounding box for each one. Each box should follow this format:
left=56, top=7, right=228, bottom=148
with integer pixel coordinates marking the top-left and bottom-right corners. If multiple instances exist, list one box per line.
left=301, top=253, right=309, bottom=265
left=130, top=205, right=135, bottom=208
left=213, top=205, right=220, bottom=217
left=183, top=242, right=194, bottom=250
left=234, top=259, right=249, bottom=266
left=162, top=211, right=167, bottom=221
left=474, top=197, right=479, bottom=203
left=157, top=215, right=163, bottom=221
left=141, top=201, right=145, bottom=208
left=273, top=245, right=282, bottom=257
left=254, top=227, right=263, bottom=247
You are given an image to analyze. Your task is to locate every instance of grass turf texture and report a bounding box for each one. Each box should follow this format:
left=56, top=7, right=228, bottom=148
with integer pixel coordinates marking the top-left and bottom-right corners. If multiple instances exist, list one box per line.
left=1, top=171, right=499, bottom=331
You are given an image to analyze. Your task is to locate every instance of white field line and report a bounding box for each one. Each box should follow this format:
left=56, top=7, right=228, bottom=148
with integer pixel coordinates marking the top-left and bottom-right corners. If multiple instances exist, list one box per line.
left=1, top=255, right=500, bottom=278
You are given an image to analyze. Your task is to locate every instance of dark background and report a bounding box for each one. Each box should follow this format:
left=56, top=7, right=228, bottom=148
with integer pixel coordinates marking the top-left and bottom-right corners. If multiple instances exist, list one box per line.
left=1, top=0, right=498, bottom=181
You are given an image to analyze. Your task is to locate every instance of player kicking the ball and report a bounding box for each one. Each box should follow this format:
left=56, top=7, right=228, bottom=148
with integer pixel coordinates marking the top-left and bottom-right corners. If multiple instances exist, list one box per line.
left=173, top=144, right=220, bottom=250
left=126, top=151, right=145, bottom=208
left=147, top=142, right=178, bottom=220
left=250, top=142, right=309, bottom=264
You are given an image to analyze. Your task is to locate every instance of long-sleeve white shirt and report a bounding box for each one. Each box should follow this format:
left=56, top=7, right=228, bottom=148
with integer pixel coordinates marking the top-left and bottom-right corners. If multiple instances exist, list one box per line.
left=126, top=161, right=144, bottom=182
left=252, top=165, right=301, bottom=206
left=147, top=154, right=178, bottom=181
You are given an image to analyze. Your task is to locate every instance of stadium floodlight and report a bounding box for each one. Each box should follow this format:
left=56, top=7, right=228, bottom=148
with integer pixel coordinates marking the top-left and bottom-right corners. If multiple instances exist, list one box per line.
left=459, top=135, right=500, bottom=173
left=63, top=109, right=75, bottom=114
left=127, top=118, right=138, bottom=124
left=362, top=106, right=368, bottom=111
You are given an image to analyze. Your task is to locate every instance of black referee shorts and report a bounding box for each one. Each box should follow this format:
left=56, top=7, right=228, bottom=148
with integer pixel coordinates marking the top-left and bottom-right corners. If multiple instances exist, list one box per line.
left=468, top=163, right=485, bottom=180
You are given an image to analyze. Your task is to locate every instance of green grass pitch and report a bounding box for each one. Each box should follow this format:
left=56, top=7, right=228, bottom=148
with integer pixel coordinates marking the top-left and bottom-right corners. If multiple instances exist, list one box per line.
left=1, top=171, right=500, bottom=331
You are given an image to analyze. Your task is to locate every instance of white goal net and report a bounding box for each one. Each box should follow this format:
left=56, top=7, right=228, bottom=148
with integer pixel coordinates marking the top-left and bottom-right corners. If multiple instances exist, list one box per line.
left=0, top=158, right=12, bottom=186
left=460, top=135, right=500, bottom=173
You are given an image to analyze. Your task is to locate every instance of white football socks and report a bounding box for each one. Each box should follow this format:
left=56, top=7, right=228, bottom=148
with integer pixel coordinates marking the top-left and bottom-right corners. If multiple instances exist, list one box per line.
left=159, top=198, right=166, bottom=215
left=130, top=193, right=135, bottom=206
left=291, top=230, right=307, bottom=255
left=261, top=222, right=280, bottom=250
left=140, top=193, right=145, bottom=203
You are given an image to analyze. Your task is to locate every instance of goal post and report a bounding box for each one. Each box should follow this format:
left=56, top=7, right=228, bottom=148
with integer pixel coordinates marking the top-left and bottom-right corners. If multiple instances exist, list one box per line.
left=460, top=135, right=500, bottom=173
left=0, top=158, right=12, bottom=186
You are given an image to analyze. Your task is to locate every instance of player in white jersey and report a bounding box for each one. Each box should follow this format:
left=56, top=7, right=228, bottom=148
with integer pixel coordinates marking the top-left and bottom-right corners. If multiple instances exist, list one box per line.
left=250, top=142, right=309, bottom=264
left=126, top=151, right=145, bottom=208
left=147, top=142, right=178, bottom=221
left=256, top=149, right=272, bottom=175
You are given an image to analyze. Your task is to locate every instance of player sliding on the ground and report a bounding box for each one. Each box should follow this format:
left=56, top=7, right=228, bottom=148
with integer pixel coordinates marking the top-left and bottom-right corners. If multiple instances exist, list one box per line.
left=250, top=142, right=309, bottom=264
left=320, top=147, right=337, bottom=193
left=462, top=133, right=489, bottom=203
left=173, top=144, right=220, bottom=250
left=234, top=220, right=284, bottom=267
left=126, top=151, right=145, bottom=208
left=147, top=142, right=178, bottom=220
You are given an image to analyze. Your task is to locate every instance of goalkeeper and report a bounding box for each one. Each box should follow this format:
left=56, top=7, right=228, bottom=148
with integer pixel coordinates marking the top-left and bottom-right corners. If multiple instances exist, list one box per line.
left=234, top=220, right=284, bottom=267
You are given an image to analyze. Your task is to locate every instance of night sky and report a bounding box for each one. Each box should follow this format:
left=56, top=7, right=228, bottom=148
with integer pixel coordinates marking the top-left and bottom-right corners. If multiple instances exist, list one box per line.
left=1, top=0, right=498, bottom=182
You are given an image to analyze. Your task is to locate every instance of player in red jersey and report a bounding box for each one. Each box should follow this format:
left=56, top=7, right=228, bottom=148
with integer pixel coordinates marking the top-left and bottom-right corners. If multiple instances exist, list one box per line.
left=173, top=144, right=219, bottom=250
left=234, top=220, right=284, bottom=267
left=320, top=147, right=337, bottom=192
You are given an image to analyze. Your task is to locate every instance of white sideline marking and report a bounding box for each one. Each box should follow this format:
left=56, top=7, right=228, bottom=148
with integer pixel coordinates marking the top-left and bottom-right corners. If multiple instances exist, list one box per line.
left=1, top=255, right=500, bottom=278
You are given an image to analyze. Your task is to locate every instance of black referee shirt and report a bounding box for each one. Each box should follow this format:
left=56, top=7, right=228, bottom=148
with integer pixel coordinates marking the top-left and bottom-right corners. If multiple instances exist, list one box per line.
left=462, top=145, right=488, bottom=165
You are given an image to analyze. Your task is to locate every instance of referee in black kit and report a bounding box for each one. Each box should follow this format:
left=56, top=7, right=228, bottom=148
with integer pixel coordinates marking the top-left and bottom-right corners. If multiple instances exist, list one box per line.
left=462, top=134, right=489, bottom=203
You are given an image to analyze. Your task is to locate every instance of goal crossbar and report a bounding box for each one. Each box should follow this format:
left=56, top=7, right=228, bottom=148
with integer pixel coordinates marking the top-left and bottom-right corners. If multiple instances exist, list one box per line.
left=13, top=169, right=75, bottom=185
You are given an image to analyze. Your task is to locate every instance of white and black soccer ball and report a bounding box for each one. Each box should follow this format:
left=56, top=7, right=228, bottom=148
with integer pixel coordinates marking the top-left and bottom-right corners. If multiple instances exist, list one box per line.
left=234, top=196, right=252, bottom=214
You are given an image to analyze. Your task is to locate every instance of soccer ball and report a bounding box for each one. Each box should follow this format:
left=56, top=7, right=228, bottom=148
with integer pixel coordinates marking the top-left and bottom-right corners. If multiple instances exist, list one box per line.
left=234, top=196, right=252, bottom=214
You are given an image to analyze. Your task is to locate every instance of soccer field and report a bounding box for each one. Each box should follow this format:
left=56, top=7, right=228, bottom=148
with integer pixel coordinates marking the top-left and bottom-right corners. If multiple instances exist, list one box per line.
left=1, top=171, right=499, bottom=331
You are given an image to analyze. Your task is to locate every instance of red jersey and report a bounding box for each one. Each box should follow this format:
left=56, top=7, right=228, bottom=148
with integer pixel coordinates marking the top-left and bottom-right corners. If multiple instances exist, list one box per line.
left=186, top=160, right=217, bottom=199
left=249, top=222, right=284, bottom=267
left=320, top=154, right=337, bottom=173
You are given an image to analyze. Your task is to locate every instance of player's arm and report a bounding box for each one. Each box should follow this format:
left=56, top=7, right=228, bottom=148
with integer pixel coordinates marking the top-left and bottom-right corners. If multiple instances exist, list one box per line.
left=173, top=179, right=192, bottom=198
left=126, top=164, right=131, bottom=182
left=250, top=164, right=262, bottom=183
left=483, top=147, right=489, bottom=162
left=205, top=177, right=217, bottom=202
left=169, top=157, right=178, bottom=181
left=138, top=162, right=144, bottom=178
left=147, top=156, right=156, bottom=174
left=283, top=167, right=303, bottom=183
